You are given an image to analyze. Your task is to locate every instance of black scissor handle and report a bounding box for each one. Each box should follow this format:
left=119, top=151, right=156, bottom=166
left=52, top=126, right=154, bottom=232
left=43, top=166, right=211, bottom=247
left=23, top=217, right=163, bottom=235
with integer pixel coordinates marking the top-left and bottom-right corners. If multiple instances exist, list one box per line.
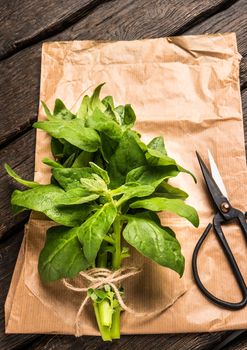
left=192, top=212, right=247, bottom=310
left=235, top=209, right=247, bottom=242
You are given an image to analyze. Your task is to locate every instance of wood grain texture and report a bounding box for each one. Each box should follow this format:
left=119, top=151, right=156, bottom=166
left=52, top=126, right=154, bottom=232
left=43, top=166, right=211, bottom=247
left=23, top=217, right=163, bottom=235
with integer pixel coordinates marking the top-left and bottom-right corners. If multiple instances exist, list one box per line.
left=0, top=0, right=238, bottom=60
left=242, top=88, right=247, bottom=147
left=240, top=58, right=247, bottom=90
left=23, top=333, right=226, bottom=350
left=0, top=0, right=108, bottom=60
left=224, top=332, right=247, bottom=350
left=0, top=0, right=244, bottom=147
left=0, top=129, right=35, bottom=239
left=0, top=230, right=38, bottom=349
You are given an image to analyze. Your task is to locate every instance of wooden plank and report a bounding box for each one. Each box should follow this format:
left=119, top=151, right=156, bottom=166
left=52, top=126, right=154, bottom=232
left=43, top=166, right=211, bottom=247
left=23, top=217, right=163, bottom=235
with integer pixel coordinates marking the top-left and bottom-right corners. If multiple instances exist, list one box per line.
left=0, top=129, right=35, bottom=239
left=215, top=331, right=247, bottom=350
left=21, top=332, right=246, bottom=349
left=0, top=230, right=38, bottom=349
left=0, top=0, right=107, bottom=60
left=224, top=332, right=247, bottom=350
left=25, top=336, right=76, bottom=350
left=242, top=88, right=247, bottom=148
left=0, top=0, right=237, bottom=60
left=0, top=0, right=243, bottom=146
left=240, top=58, right=247, bottom=90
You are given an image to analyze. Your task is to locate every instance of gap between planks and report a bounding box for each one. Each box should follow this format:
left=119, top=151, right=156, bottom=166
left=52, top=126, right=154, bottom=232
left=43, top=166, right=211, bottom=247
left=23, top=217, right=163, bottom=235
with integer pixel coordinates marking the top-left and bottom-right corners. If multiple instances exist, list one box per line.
left=0, top=0, right=113, bottom=61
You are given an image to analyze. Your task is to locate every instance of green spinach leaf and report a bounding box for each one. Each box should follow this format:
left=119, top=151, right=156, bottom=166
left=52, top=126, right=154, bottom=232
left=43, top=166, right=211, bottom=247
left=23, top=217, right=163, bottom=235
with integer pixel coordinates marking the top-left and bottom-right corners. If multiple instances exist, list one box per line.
left=11, top=185, right=92, bottom=226
left=87, top=108, right=122, bottom=141
left=80, top=174, right=107, bottom=193
left=4, top=164, right=40, bottom=188
left=89, top=162, right=110, bottom=184
left=33, top=119, right=100, bottom=152
left=130, top=197, right=199, bottom=227
left=123, top=216, right=185, bottom=276
left=90, top=83, right=106, bottom=111
left=155, top=182, right=188, bottom=199
left=77, top=95, right=90, bottom=122
left=41, top=101, right=53, bottom=119
left=147, top=136, right=167, bottom=155
left=146, top=147, right=196, bottom=182
left=126, top=165, right=179, bottom=188
left=63, top=153, right=77, bottom=168
left=77, top=203, right=117, bottom=265
left=122, top=104, right=136, bottom=127
left=102, top=96, right=114, bottom=109
left=114, top=184, right=155, bottom=205
left=50, top=138, right=64, bottom=160
left=100, top=133, right=118, bottom=163
left=72, top=151, right=93, bottom=168
left=52, top=167, right=93, bottom=190
left=53, top=99, right=76, bottom=120
left=133, top=211, right=176, bottom=237
left=42, top=158, right=64, bottom=168
left=39, top=226, right=89, bottom=282
left=107, top=130, right=147, bottom=188
left=57, top=188, right=99, bottom=205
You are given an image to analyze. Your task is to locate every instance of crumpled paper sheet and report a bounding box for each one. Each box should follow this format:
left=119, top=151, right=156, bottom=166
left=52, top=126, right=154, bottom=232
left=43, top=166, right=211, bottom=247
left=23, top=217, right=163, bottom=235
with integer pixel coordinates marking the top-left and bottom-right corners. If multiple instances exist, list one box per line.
left=5, top=33, right=247, bottom=335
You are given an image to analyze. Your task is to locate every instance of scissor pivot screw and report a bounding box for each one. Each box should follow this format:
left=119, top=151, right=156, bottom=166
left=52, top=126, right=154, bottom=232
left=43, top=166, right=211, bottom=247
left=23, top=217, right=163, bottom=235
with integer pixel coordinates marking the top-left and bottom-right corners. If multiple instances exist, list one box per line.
left=221, top=202, right=230, bottom=213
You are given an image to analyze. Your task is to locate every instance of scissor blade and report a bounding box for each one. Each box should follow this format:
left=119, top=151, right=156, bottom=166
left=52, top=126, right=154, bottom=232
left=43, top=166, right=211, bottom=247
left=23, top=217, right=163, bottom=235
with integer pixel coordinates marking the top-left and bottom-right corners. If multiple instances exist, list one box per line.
left=207, top=150, right=229, bottom=199
left=196, top=151, right=229, bottom=211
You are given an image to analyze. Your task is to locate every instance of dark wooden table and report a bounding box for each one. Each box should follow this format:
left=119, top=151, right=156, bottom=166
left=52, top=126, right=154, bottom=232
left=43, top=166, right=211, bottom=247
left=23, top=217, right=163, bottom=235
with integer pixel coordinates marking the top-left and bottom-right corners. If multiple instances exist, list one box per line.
left=1, top=1, right=247, bottom=349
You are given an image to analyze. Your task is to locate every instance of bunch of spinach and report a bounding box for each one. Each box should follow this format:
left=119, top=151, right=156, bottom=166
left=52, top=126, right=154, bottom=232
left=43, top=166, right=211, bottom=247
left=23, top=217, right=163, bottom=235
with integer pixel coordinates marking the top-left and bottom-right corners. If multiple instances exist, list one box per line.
left=5, top=84, right=199, bottom=341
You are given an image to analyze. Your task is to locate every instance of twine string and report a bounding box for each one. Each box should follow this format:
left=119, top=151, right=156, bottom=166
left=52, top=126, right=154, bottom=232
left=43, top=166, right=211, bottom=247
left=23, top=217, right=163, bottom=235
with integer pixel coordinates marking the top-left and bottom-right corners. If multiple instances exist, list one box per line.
left=62, top=267, right=161, bottom=336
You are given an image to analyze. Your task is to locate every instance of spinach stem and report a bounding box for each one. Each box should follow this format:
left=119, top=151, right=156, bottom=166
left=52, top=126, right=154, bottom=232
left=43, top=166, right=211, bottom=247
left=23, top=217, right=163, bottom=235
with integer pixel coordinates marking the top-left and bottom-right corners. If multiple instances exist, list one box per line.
left=97, top=251, right=107, bottom=267
left=112, top=215, right=122, bottom=269
left=110, top=306, right=121, bottom=339
left=97, top=241, right=108, bottom=267
left=93, top=302, right=112, bottom=341
left=116, top=196, right=129, bottom=208
left=99, top=299, right=113, bottom=327
left=103, top=235, right=115, bottom=244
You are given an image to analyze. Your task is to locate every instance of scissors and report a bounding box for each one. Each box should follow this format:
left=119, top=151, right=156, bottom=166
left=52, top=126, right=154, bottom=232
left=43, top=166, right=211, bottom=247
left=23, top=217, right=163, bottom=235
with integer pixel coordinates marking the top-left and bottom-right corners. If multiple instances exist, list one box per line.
left=192, top=150, right=247, bottom=310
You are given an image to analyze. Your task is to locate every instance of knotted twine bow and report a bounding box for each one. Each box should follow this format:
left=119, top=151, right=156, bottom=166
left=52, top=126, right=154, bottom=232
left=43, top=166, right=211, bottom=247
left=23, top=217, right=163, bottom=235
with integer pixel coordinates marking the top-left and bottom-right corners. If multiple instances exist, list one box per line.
left=62, top=267, right=162, bottom=336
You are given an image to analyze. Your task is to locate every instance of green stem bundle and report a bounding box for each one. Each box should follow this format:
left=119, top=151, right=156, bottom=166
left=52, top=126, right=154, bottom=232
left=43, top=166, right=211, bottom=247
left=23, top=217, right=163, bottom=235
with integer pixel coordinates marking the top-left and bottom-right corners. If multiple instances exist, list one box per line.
left=93, top=213, right=123, bottom=340
left=93, top=302, right=112, bottom=341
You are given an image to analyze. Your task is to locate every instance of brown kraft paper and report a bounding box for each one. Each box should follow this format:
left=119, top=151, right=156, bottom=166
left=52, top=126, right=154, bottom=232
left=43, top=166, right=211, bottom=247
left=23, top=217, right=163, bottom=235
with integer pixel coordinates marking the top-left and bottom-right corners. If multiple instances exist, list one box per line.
left=5, top=33, right=247, bottom=335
